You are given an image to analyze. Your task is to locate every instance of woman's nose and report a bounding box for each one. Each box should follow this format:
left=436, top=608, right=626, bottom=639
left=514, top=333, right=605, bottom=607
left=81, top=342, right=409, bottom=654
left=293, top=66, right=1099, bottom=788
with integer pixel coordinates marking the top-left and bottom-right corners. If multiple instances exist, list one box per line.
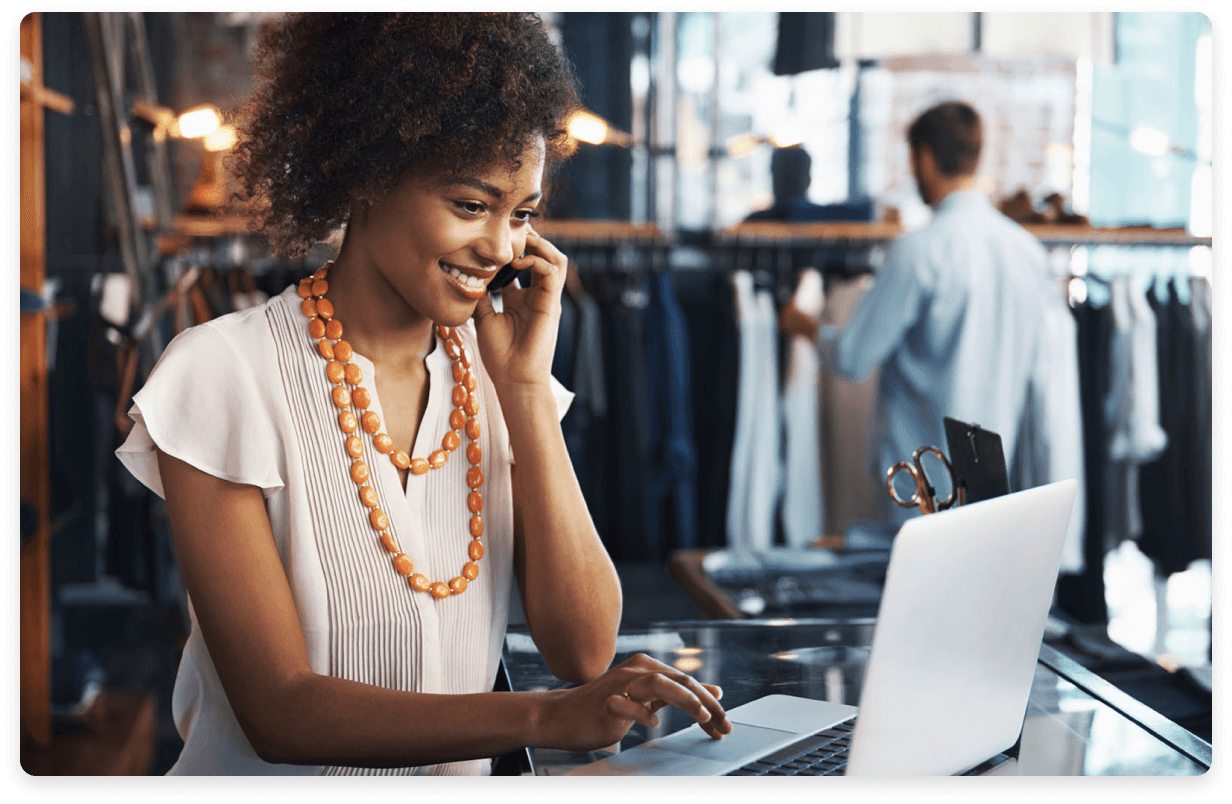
left=477, top=220, right=516, bottom=269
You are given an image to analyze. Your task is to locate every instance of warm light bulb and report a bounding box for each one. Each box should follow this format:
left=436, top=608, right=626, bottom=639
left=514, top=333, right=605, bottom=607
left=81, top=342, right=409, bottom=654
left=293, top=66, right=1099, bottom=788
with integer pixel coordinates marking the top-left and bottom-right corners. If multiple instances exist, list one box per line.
left=725, top=132, right=763, bottom=159
left=177, top=106, right=222, bottom=139
left=568, top=111, right=610, bottom=145
left=204, top=124, right=238, bottom=152
left=769, top=122, right=806, bottom=149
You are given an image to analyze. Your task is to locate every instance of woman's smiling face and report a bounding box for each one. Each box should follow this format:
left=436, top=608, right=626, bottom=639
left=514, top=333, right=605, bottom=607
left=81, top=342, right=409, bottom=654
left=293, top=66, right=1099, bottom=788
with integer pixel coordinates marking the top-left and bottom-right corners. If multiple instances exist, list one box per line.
left=348, top=138, right=546, bottom=326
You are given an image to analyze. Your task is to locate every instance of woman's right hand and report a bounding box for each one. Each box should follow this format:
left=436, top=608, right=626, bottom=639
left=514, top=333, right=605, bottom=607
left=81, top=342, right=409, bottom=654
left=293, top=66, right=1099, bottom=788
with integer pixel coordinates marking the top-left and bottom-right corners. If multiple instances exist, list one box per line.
left=533, top=653, right=732, bottom=752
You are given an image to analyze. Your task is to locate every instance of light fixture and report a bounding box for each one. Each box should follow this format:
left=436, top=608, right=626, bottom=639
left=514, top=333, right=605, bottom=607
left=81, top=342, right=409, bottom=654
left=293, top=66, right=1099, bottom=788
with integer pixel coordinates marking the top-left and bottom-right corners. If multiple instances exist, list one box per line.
left=566, top=108, right=632, bottom=147
left=724, top=127, right=808, bottom=159
left=204, top=124, right=238, bottom=153
left=174, top=105, right=222, bottom=139
left=1128, top=126, right=1170, bottom=157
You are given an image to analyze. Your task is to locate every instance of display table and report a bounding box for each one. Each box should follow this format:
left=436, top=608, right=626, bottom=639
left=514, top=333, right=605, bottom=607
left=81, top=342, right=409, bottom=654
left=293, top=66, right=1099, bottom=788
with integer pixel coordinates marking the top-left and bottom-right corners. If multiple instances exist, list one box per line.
left=502, top=620, right=1210, bottom=776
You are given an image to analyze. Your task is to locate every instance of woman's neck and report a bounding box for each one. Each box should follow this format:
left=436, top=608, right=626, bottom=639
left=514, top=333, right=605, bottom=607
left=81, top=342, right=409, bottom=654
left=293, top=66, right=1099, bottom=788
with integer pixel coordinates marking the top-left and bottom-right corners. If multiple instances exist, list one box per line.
left=323, top=242, right=436, bottom=370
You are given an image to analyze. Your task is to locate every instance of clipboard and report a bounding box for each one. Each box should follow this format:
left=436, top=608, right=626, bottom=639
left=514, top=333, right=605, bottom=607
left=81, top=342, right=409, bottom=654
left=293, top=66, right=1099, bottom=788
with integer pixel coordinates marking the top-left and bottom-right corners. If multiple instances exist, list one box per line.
left=943, top=418, right=1009, bottom=505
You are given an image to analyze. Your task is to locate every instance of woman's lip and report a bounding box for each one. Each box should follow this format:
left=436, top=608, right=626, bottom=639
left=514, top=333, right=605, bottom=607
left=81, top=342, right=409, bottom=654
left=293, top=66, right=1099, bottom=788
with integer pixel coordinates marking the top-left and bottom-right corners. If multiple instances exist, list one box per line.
left=440, top=265, right=488, bottom=300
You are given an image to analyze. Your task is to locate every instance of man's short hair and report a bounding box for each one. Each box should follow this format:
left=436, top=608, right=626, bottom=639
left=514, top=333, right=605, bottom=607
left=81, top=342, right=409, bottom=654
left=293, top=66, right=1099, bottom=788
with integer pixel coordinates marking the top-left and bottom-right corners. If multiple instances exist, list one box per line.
left=907, top=101, right=982, bottom=177
left=771, top=145, right=812, bottom=201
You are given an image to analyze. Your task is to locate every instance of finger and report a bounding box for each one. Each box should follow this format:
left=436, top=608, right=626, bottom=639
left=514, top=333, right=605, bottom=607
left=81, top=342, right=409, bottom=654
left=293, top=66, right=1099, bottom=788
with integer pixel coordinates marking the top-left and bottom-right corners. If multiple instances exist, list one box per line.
left=637, top=667, right=731, bottom=736
left=524, top=226, right=567, bottom=269
left=607, top=693, right=659, bottom=730
left=701, top=683, right=724, bottom=701
left=628, top=674, right=727, bottom=739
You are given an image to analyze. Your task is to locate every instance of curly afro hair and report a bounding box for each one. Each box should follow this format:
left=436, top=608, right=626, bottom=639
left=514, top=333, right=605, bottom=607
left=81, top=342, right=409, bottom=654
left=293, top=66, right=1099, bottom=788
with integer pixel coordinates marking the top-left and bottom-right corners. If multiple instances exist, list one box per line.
left=230, top=13, right=581, bottom=257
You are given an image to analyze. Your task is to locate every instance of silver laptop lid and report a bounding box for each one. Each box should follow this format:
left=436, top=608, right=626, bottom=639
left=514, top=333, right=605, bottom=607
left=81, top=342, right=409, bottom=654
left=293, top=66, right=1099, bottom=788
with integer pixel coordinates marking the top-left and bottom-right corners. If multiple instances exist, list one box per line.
left=846, top=479, right=1078, bottom=776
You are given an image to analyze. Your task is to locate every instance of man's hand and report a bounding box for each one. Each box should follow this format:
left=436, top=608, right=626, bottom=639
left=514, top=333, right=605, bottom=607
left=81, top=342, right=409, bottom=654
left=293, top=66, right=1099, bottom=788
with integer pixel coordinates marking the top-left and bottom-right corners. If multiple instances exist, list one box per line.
left=779, top=299, right=822, bottom=341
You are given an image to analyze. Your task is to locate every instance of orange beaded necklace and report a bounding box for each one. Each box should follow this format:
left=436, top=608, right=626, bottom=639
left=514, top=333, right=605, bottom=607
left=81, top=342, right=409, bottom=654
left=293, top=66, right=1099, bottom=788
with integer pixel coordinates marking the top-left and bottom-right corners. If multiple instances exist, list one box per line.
left=297, top=261, right=484, bottom=599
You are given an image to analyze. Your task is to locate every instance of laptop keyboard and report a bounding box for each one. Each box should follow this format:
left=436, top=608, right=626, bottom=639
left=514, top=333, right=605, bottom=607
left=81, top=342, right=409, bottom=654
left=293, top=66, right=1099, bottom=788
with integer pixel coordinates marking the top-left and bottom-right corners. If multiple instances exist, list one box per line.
left=726, top=718, right=856, bottom=776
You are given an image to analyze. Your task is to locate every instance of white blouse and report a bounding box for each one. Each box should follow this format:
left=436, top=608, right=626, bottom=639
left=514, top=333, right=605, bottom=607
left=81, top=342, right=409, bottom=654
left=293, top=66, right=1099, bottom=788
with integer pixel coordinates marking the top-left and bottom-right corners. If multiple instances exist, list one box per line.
left=117, top=284, right=571, bottom=775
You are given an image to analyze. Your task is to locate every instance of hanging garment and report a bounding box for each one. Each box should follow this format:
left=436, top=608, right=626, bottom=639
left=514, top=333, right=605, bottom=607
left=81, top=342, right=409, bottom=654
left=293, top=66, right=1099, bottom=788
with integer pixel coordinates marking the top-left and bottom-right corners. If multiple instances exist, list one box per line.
left=1017, top=279, right=1087, bottom=574
left=726, top=271, right=782, bottom=551
left=1055, top=299, right=1113, bottom=624
left=561, top=287, right=608, bottom=542
left=815, top=190, right=1050, bottom=524
left=1138, top=280, right=1206, bottom=575
left=644, top=271, right=699, bottom=552
left=674, top=269, right=741, bottom=549
left=594, top=272, right=654, bottom=560
left=780, top=268, right=825, bottom=547
left=1103, top=276, right=1168, bottom=546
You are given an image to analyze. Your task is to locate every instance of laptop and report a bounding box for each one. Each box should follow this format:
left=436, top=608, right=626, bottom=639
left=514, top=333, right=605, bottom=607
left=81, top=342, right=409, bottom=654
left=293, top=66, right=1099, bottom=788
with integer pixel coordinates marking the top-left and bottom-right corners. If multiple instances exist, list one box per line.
left=568, top=480, right=1078, bottom=776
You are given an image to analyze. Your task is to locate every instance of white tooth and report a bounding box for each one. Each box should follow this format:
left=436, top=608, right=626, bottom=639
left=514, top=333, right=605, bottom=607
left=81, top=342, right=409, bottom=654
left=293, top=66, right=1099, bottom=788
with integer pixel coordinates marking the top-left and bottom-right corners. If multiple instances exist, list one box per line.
left=450, top=268, right=463, bottom=280
left=467, top=275, right=481, bottom=288
left=440, top=262, right=450, bottom=272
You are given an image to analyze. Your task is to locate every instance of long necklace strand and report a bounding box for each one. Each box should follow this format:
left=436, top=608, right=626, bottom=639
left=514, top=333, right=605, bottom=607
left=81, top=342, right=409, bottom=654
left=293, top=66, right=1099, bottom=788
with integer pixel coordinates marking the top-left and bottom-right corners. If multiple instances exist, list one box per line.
left=298, top=262, right=484, bottom=599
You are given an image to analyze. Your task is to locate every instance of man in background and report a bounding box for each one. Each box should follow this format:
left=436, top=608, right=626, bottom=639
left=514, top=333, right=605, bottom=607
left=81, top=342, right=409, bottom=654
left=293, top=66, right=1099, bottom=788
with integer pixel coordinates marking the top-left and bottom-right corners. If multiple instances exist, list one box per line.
left=780, top=101, right=1060, bottom=521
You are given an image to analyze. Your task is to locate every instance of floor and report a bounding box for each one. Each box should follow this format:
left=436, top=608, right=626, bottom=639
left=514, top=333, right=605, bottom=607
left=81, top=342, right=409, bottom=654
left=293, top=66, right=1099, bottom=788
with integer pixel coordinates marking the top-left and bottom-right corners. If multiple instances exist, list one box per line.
left=50, top=554, right=1208, bottom=774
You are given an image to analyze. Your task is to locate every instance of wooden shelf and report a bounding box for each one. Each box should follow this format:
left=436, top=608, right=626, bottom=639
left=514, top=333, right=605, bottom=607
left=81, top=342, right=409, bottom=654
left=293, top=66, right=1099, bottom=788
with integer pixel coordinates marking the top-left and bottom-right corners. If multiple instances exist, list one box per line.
left=720, top=220, right=1211, bottom=248
left=21, top=691, right=157, bottom=775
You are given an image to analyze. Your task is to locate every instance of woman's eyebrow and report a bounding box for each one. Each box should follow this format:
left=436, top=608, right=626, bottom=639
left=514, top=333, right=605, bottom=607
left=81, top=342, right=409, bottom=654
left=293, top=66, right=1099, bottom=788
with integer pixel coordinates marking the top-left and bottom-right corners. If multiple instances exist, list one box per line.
left=452, top=177, right=542, bottom=205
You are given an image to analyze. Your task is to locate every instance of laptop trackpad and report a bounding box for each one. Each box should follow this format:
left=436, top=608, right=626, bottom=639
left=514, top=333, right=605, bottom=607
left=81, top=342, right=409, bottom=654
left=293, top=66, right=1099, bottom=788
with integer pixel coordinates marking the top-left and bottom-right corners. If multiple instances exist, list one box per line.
left=569, top=722, right=797, bottom=775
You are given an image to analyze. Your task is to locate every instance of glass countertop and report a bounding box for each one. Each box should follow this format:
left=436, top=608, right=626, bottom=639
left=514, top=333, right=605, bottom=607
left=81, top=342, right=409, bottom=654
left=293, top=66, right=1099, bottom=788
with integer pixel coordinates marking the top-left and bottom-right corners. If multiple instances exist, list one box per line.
left=502, top=618, right=1208, bottom=776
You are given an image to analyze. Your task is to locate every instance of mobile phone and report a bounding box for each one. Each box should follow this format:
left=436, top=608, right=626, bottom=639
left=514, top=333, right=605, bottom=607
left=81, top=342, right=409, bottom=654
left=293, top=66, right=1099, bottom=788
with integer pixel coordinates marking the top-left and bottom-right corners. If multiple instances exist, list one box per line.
left=487, top=263, right=519, bottom=293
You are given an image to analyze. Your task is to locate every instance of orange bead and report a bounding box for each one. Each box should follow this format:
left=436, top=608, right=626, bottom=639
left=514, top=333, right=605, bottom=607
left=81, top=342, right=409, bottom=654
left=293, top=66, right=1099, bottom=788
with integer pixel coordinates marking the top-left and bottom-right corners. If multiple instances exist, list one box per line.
left=391, top=450, right=411, bottom=470
left=429, top=449, right=448, bottom=469
left=449, top=577, right=468, bottom=595
left=362, top=411, right=381, bottom=434
left=312, top=265, right=330, bottom=280
left=430, top=581, right=451, bottom=599
left=333, top=339, right=353, bottom=361
left=312, top=279, right=329, bottom=296
left=470, top=514, right=484, bottom=538
left=467, top=467, right=484, bottom=489
left=344, top=363, right=362, bottom=385
left=442, top=430, right=460, bottom=452
left=459, top=348, right=471, bottom=369
left=316, top=298, right=335, bottom=320
left=468, top=540, right=484, bottom=561
left=462, top=561, right=480, bottom=580
left=352, top=388, right=371, bottom=409
left=359, top=485, right=379, bottom=508
left=369, top=508, right=389, bottom=531
left=297, top=281, right=313, bottom=299
left=409, top=457, right=429, bottom=475
left=451, top=385, right=467, bottom=407
left=326, top=360, right=345, bottom=383
left=410, top=574, right=431, bottom=593
left=449, top=409, right=466, bottom=430
left=463, top=394, right=479, bottom=416
left=332, top=385, right=351, bottom=408
left=452, top=362, right=466, bottom=382
left=308, top=317, right=326, bottom=339
left=346, top=435, right=363, bottom=459
left=436, top=325, right=453, bottom=340
left=326, top=319, right=344, bottom=341
left=393, top=553, right=414, bottom=576
left=350, top=461, right=370, bottom=484
left=380, top=531, right=399, bottom=554
left=301, top=298, right=317, bottom=318
left=466, top=417, right=481, bottom=440
left=463, top=371, right=477, bottom=392
left=468, top=491, right=483, bottom=513
left=467, top=443, right=482, bottom=465
left=317, top=338, right=335, bottom=360
left=339, top=410, right=358, bottom=433
left=373, top=433, right=394, bottom=454
left=444, top=339, right=460, bottom=359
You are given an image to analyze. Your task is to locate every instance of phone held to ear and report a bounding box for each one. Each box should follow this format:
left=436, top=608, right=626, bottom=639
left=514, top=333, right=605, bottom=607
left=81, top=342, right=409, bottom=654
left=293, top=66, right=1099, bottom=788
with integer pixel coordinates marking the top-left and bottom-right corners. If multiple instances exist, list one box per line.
left=487, top=263, right=519, bottom=293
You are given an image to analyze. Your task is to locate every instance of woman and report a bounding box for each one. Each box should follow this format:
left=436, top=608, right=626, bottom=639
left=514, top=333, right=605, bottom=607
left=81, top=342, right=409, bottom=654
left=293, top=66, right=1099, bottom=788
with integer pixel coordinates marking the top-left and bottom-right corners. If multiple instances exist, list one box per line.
left=117, top=13, right=728, bottom=775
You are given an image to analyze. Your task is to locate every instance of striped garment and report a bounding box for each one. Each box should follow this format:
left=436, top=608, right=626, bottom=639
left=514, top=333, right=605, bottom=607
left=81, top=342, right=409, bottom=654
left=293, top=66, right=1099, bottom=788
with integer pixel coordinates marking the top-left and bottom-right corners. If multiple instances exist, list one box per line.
left=118, top=284, right=571, bottom=774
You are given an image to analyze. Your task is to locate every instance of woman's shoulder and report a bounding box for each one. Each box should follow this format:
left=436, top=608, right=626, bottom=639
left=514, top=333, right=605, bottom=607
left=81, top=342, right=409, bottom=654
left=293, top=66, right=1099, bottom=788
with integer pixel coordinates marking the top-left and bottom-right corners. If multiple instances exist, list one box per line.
left=164, top=285, right=295, bottom=366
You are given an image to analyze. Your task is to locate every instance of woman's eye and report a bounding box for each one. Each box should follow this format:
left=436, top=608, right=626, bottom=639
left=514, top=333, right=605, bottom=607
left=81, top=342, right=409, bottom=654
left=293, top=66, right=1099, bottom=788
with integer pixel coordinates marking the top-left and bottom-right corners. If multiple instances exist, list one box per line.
left=512, top=209, right=541, bottom=223
left=455, top=201, right=486, bottom=216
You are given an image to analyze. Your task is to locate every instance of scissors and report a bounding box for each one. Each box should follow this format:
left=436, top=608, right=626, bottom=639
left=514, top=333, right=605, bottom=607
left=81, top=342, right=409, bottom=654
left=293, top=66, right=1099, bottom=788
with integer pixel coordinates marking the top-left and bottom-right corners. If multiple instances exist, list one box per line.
left=885, top=445, right=960, bottom=515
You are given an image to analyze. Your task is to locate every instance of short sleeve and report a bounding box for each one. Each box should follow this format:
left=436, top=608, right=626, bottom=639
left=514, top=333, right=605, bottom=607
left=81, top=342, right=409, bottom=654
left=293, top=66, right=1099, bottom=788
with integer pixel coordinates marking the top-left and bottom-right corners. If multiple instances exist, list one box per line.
left=115, top=322, right=285, bottom=500
left=549, top=374, right=575, bottom=422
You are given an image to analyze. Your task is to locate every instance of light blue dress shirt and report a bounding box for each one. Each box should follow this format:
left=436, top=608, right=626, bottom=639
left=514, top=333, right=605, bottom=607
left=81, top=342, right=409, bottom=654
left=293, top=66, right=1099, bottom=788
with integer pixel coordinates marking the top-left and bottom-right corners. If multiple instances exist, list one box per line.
left=817, top=190, right=1052, bottom=519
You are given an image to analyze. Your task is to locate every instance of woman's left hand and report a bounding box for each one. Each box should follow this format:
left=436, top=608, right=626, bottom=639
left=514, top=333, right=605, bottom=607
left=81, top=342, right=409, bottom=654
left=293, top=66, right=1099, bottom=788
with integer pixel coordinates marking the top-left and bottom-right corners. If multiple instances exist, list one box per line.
left=472, top=225, right=566, bottom=395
